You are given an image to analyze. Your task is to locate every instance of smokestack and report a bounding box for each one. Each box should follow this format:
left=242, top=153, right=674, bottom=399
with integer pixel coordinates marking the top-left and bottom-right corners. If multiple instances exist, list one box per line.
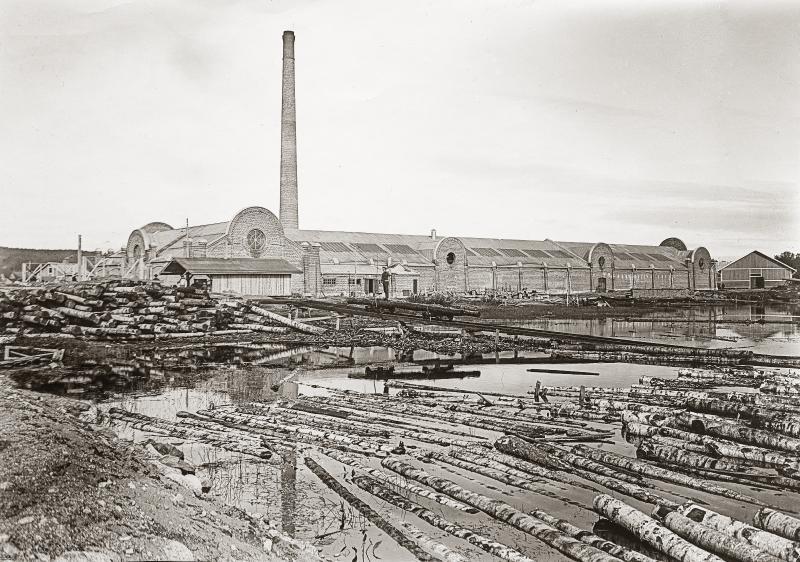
left=279, top=30, right=299, bottom=230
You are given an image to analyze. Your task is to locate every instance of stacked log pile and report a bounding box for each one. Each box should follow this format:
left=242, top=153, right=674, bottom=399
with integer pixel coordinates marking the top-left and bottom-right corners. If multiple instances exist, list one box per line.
left=0, top=280, right=324, bottom=340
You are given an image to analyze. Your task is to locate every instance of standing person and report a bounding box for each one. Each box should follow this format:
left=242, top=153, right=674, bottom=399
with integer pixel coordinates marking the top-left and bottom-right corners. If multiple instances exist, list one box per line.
left=381, top=268, right=390, bottom=300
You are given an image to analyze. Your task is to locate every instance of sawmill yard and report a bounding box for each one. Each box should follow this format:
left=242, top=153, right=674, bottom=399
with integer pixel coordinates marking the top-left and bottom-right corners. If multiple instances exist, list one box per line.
left=1, top=279, right=800, bottom=562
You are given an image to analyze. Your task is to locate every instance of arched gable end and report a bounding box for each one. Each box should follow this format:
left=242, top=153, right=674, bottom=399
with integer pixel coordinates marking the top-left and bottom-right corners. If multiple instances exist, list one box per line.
left=660, top=237, right=687, bottom=251
left=226, top=206, right=286, bottom=259
left=588, top=242, right=614, bottom=271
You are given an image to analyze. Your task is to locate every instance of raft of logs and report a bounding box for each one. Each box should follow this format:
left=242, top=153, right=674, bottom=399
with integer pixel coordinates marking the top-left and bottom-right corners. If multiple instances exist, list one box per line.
left=99, top=357, right=800, bottom=562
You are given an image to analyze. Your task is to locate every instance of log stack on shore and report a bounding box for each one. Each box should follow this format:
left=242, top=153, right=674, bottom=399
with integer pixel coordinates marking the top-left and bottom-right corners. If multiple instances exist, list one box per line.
left=0, top=280, right=324, bottom=340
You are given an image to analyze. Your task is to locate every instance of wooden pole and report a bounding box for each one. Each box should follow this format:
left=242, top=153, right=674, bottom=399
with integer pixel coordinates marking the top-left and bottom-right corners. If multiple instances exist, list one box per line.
left=77, top=234, right=83, bottom=281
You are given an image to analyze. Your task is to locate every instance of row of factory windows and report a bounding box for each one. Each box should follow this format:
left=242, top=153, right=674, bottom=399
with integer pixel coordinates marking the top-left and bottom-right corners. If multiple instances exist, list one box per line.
left=302, top=240, right=679, bottom=265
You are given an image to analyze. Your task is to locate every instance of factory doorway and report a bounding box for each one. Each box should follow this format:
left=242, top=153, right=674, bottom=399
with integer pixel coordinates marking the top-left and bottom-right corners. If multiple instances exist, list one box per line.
left=412, top=279, right=418, bottom=294
left=750, top=275, right=764, bottom=289
left=365, top=279, right=375, bottom=294
left=596, top=278, right=607, bottom=292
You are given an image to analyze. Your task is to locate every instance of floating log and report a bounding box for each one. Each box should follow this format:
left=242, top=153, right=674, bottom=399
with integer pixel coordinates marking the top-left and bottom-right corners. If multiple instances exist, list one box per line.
left=637, top=440, right=749, bottom=473
left=537, top=442, right=647, bottom=486
left=593, top=495, right=724, bottom=562
left=495, top=436, right=677, bottom=508
left=108, top=408, right=274, bottom=459
left=381, top=458, right=621, bottom=562
left=352, top=474, right=536, bottom=562
left=246, top=304, right=326, bottom=335
left=652, top=505, right=782, bottom=562
left=675, top=504, right=800, bottom=562
left=321, top=449, right=478, bottom=513
left=527, top=368, right=600, bottom=376
left=674, top=412, right=800, bottom=454
left=397, top=522, right=467, bottom=562
left=575, top=445, right=768, bottom=507
left=346, top=297, right=480, bottom=318
left=529, top=509, right=658, bottom=562
left=348, top=370, right=481, bottom=380
left=625, top=424, right=794, bottom=466
left=304, top=457, right=434, bottom=561
left=753, top=508, right=800, bottom=542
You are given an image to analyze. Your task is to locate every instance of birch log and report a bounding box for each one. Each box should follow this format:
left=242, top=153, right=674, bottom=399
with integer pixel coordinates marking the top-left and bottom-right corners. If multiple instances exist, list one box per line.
left=416, top=450, right=589, bottom=511
left=529, top=509, right=658, bottom=562
left=497, top=436, right=677, bottom=507
left=637, top=440, right=749, bottom=473
left=304, top=457, right=434, bottom=561
left=675, top=413, right=800, bottom=454
left=675, top=504, right=800, bottom=562
left=652, top=506, right=784, bottom=562
left=593, top=495, right=724, bottom=562
left=247, top=304, right=326, bottom=335
left=574, top=445, right=767, bottom=506
left=321, top=449, right=478, bottom=513
left=352, top=474, right=537, bottom=562
left=753, top=509, right=800, bottom=542
left=382, top=458, right=621, bottom=562
left=397, top=522, right=468, bottom=562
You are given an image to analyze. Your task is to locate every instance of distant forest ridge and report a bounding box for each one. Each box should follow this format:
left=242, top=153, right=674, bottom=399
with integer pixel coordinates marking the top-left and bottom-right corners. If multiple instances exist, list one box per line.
left=0, top=247, right=100, bottom=278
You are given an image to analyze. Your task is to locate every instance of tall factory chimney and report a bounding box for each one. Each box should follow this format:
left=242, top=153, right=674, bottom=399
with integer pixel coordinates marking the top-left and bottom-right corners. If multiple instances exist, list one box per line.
left=279, top=30, right=299, bottom=230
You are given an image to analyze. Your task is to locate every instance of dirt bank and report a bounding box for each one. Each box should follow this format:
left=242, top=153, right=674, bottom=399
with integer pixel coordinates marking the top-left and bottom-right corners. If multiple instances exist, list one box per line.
left=0, top=376, right=322, bottom=561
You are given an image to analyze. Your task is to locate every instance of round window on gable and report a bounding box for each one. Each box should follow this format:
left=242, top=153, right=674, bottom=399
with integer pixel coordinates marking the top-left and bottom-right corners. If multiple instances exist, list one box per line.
left=246, top=229, right=267, bottom=257
left=597, top=256, right=606, bottom=270
left=446, top=252, right=456, bottom=265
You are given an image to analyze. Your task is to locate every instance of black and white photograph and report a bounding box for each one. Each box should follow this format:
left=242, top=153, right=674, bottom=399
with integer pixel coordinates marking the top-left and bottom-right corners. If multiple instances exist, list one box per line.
left=1, top=1, right=799, bottom=561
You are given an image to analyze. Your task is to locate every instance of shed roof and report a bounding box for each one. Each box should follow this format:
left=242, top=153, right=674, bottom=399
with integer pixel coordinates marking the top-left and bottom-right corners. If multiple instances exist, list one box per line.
left=718, top=251, right=797, bottom=273
left=161, top=257, right=301, bottom=276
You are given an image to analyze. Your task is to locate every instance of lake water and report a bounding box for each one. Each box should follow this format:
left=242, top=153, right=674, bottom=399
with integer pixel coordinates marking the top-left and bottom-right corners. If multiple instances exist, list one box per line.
left=28, top=306, right=800, bottom=561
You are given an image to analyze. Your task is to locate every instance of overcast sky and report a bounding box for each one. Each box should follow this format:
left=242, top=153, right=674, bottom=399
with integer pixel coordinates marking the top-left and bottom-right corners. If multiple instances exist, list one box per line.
left=1, top=0, right=798, bottom=259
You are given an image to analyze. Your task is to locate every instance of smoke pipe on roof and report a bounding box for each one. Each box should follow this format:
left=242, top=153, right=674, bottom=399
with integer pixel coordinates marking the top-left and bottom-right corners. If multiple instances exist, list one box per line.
left=279, top=30, right=299, bottom=230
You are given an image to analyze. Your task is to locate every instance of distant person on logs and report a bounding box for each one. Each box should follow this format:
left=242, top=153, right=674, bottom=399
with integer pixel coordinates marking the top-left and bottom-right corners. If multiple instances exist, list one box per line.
left=381, top=268, right=390, bottom=300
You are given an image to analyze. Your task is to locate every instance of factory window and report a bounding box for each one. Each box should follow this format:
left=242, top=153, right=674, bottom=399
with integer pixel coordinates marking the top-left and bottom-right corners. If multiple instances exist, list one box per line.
left=384, top=244, right=417, bottom=254
left=500, top=248, right=526, bottom=257
left=323, top=278, right=337, bottom=286
left=523, top=249, right=552, bottom=259
left=132, top=244, right=142, bottom=259
left=352, top=243, right=386, bottom=253
left=598, top=256, right=606, bottom=270
left=319, top=242, right=353, bottom=252
left=698, top=258, right=706, bottom=270
left=246, top=229, right=267, bottom=257
left=472, top=247, right=502, bottom=257
left=446, top=252, right=456, bottom=265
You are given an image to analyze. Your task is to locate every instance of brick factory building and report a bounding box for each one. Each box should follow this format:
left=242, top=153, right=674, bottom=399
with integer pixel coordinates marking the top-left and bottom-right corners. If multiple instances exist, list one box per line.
left=125, top=31, right=716, bottom=297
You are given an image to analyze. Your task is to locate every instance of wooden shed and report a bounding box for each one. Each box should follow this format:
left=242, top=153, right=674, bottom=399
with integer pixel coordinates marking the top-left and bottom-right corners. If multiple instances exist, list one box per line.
left=162, top=257, right=301, bottom=296
left=718, top=251, right=796, bottom=289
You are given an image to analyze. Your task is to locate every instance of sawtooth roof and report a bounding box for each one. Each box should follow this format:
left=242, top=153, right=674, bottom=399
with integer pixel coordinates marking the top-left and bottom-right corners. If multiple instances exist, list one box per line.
left=140, top=221, right=697, bottom=271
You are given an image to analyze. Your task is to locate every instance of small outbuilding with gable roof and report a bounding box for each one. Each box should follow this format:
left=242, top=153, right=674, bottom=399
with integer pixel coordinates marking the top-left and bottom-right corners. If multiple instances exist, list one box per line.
left=718, top=251, right=796, bottom=289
